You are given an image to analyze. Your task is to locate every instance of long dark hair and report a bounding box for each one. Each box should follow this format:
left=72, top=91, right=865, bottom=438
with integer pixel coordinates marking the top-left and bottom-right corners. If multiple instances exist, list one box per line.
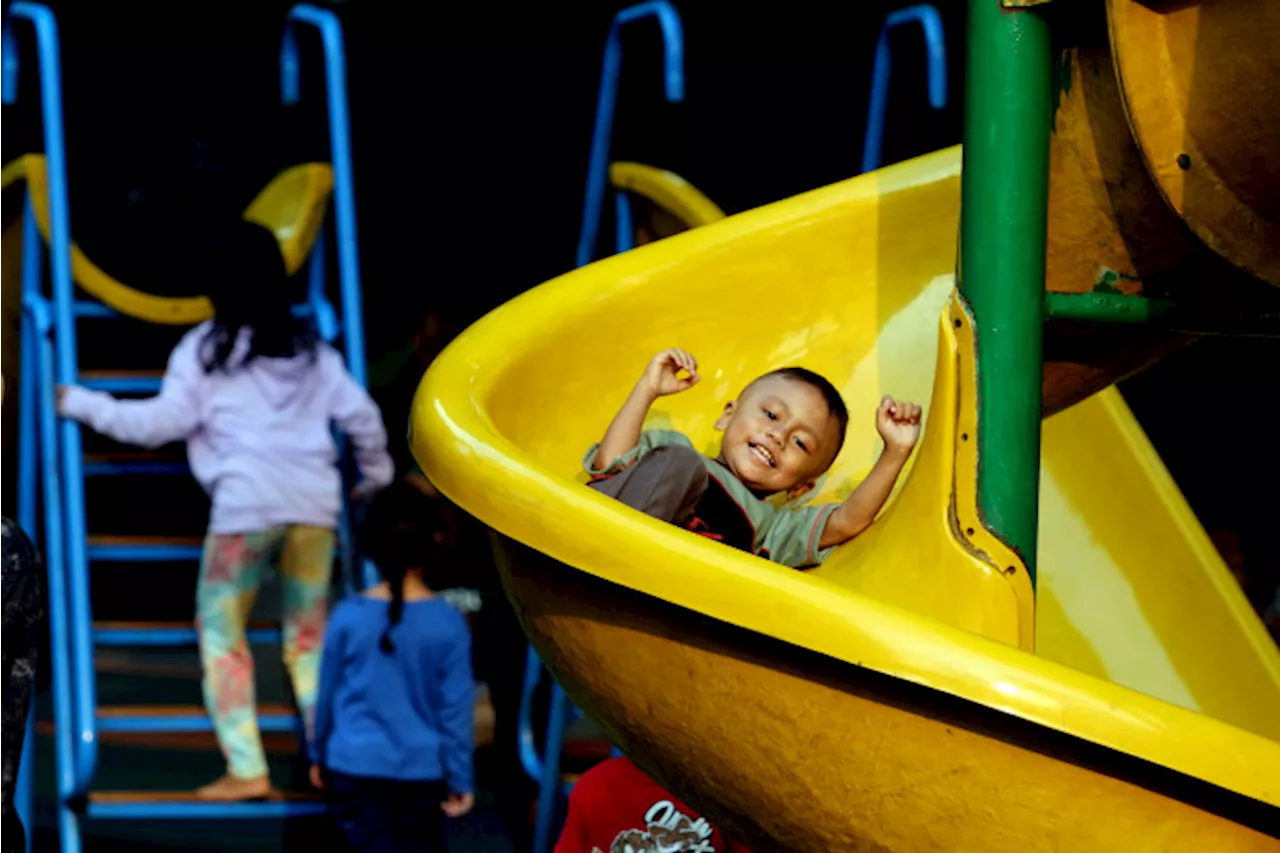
left=199, top=221, right=317, bottom=373
left=363, top=481, right=450, bottom=654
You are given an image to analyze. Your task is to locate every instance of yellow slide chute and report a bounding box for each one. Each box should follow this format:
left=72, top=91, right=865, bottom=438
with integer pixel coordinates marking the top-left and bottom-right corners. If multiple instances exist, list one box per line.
left=1, top=154, right=332, bottom=324
left=412, top=147, right=1280, bottom=850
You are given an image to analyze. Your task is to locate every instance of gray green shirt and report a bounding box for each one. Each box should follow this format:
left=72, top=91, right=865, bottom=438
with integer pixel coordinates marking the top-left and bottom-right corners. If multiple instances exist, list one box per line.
left=585, top=429, right=838, bottom=568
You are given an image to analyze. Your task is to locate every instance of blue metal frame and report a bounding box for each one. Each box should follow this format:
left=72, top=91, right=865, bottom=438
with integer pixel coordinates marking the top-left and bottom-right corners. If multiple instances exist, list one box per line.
left=88, top=799, right=325, bottom=821
left=82, top=459, right=188, bottom=476
left=94, top=626, right=280, bottom=647
left=282, top=3, right=366, bottom=383
left=77, top=375, right=162, bottom=393
left=524, top=7, right=688, bottom=850
left=85, top=542, right=203, bottom=562
left=25, top=293, right=82, bottom=852
left=282, top=5, right=367, bottom=598
left=860, top=3, right=947, bottom=174
left=518, top=647, right=583, bottom=853
left=14, top=186, right=42, bottom=853
left=614, top=192, right=635, bottom=254
left=575, top=0, right=684, bottom=268
left=98, top=710, right=299, bottom=734
left=6, top=7, right=98, bottom=850
left=5, top=0, right=373, bottom=839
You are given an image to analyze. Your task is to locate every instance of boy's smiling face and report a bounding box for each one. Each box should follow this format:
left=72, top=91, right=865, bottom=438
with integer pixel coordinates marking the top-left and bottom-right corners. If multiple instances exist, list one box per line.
left=714, top=375, right=844, bottom=498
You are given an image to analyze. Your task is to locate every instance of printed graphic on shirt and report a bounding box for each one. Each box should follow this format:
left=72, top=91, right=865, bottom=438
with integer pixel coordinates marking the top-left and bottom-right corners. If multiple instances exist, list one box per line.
left=594, top=799, right=719, bottom=853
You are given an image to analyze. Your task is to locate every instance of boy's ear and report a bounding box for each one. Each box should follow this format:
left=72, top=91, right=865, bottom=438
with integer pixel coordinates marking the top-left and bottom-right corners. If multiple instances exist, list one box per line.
left=786, top=481, right=815, bottom=501
left=713, top=400, right=736, bottom=431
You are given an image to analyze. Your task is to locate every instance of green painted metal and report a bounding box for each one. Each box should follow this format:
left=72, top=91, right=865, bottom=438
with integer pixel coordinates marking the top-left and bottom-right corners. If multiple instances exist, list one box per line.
left=1043, top=291, right=1173, bottom=324
left=958, top=0, right=1053, bottom=588
left=1044, top=291, right=1280, bottom=336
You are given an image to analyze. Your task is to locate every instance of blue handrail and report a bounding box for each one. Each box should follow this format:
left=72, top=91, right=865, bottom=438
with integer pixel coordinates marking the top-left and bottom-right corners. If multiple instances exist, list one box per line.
left=575, top=1, right=684, bottom=268
left=15, top=204, right=43, bottom=853
left=281, top=3, right=366, bottom=385
left=5, top=2, right=101, bottom=820
left=860, top=4, right=947, bottom=174
left=25, top=294, right=84, bottom=853
left=281, top=4, right=367, bottom=595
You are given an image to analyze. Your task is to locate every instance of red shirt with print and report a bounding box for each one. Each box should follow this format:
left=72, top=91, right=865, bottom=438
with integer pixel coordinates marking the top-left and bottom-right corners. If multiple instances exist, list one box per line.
left=554, top=757, right=751, bottom=853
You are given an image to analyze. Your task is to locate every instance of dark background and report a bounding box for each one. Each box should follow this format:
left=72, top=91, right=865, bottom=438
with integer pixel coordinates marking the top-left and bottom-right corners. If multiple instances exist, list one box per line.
left=2, top=0, right=1277, bottom=848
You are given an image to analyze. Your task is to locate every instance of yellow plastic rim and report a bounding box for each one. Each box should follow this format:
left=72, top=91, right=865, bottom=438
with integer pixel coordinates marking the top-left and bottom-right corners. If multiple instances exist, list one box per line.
left=3, top=154, right=333, bottom=325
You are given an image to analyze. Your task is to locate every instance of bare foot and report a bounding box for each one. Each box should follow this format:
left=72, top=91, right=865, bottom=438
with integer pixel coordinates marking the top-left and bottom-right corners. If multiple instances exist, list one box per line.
left=195, top=774, right=273, bottom=802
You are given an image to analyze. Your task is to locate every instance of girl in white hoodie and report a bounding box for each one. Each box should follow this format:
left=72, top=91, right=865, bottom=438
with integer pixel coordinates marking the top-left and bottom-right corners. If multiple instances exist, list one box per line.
left=58, top=223, right=394, bottom=801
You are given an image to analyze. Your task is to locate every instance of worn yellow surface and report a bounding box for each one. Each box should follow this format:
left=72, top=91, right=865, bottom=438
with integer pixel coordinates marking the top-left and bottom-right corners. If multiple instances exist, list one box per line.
left=412, top=146, right=1280, bottom=843
left=1108, top=0, right=1280, bottom=286
left=500, top=540, right=1280, bottom=851
left=0, top=155, right=332, bottom=324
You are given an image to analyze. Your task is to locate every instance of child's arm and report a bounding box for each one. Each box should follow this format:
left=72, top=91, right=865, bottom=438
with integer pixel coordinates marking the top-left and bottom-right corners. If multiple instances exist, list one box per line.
left=325, top=352, right=395, bottom=497
left=592, top=349, right=700, bottom=470
left=56, top=334, right=202, bottom=448
left=438, top=618, right=476, bottom=815
left=818, top=396, right=921, bottom=548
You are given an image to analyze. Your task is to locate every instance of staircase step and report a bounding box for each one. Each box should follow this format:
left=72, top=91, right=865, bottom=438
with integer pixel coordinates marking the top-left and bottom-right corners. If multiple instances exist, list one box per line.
left=79, top=369, right=163, bottom=393
left=87, top=789, right=324, bottom=820
left=94, top=621, right=281, bottom=647
left=37, top=720, right=302, bottom=753
left=87, top=534, right=203, bottom=562
left=84, top=451, right=188, bottom=476
left=97, top=704, right=299, bottom=734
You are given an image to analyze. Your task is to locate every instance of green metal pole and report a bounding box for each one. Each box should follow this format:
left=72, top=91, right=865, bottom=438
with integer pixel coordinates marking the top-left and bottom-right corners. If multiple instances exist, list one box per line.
left=958, top=0, right=1052, bottom=588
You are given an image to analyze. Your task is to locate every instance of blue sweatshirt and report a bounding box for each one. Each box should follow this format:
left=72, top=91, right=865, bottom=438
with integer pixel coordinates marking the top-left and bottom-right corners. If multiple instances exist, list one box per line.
left=311, top=596, right=474, bottom=792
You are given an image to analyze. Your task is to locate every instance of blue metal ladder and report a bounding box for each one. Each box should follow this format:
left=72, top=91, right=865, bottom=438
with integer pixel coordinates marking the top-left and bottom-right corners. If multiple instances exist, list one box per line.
left=5, top=4, right=367, bottom=849
left=860, top=3, right=948, bottom=174
left=520, top=5, right=685, bottom=853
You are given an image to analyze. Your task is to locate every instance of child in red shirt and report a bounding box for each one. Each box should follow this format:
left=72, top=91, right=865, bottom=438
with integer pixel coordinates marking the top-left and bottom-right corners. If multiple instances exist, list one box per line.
left=555, top=757, right=751, bottom=853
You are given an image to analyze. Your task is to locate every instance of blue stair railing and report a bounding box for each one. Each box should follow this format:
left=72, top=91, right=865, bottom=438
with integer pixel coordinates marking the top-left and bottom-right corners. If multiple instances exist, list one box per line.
left=521, top=5, right=685, bottom=853
left=5, top=2, right=368, bottom=847
left=575, top=0, right=684, bottom=268
left=860, top=3, right=947, bottom=174
left=5, top=6, right=95, bottom=850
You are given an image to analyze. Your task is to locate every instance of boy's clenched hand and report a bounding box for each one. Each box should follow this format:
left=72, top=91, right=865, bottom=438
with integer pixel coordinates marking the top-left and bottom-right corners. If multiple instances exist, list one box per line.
left=876, top=395, right=922, bottom=455
left=641, top=349, right=700, bottom=397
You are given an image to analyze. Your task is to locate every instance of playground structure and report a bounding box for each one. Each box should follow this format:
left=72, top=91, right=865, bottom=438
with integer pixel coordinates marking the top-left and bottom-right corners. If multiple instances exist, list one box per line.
left=415, top=1, right=1280, bottom=852
left=3, top=3, right=369, bottom=850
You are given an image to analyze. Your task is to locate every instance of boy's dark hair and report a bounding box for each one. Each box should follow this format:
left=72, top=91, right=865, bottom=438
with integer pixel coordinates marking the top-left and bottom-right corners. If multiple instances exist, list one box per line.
left=764, top=367, right=850, bottom=447
left=199, top=220, right=317, bottom=373
left=363, top=480, right=451, bottom=653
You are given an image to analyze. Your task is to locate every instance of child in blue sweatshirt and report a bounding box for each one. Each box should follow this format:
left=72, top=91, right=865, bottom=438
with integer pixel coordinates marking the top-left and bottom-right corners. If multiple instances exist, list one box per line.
left=310, top=482, right=475, bottom=852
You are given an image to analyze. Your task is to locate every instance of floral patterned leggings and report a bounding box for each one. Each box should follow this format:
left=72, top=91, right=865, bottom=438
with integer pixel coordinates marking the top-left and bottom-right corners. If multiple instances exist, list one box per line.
left=196, top=525, right=333, bottom=780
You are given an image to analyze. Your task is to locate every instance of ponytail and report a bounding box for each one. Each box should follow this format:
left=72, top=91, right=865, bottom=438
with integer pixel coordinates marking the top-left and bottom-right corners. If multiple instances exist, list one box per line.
left=364, top=480, right=451, bottom=656
left=379, top=564, right=408, bottom=654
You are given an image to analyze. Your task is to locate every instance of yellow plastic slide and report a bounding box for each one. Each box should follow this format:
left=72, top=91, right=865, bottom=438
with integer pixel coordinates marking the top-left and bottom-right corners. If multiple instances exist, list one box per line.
left=413, top=146, right=1280, bottom=850
left=1, top=154, right=332, bottom=323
